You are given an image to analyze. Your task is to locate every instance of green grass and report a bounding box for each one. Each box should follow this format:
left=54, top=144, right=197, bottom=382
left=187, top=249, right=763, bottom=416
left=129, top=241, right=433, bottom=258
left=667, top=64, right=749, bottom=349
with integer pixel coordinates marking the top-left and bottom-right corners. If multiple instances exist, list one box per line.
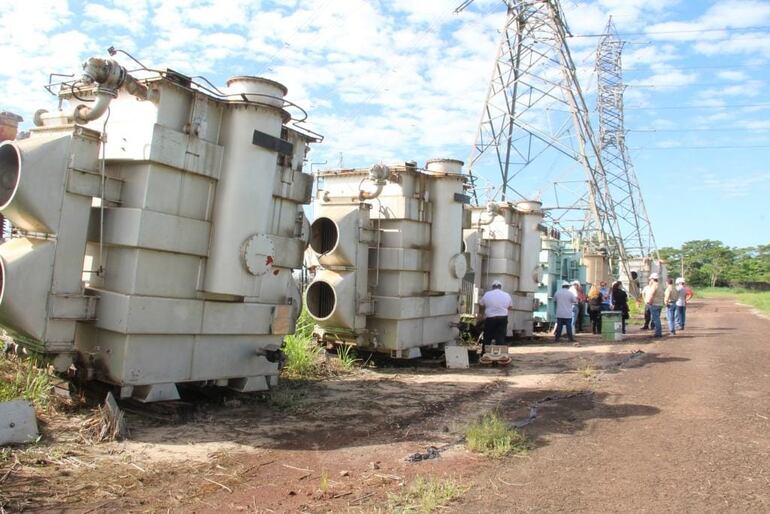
left=697, top=287, right=770, bottom=316
left=281, top=308, right=362, bottom=382
left=335, top=344, right=359, bottom=371
left=0, top=354, right=54, bottom=410
left=465, top=412, right=528, bottom=458
left=626, top=298, right=645, bottom=326
left=282, top=309, right=322, bottom=378
left=386, top=476, right=466, bottom=514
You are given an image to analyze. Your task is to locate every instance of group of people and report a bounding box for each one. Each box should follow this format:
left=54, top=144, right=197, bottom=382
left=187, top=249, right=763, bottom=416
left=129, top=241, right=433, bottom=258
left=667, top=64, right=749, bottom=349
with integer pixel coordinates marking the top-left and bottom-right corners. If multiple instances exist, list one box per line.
left=553, top=279, right=630, bottom=344
left=641, top=275, right=693, bottom=337
left=477, top=273, right=694, bottom=349
left=552, top=273, right=693, bottom=343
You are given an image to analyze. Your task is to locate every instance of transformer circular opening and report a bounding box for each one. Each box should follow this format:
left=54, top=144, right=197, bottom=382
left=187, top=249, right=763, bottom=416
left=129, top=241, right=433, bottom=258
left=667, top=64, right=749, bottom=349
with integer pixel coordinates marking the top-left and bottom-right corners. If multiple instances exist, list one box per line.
left=309, top=217, right=339, bottom=255
left=0, top=143, right=21, bottom=209
left=306, top=281, right=335, bottom=320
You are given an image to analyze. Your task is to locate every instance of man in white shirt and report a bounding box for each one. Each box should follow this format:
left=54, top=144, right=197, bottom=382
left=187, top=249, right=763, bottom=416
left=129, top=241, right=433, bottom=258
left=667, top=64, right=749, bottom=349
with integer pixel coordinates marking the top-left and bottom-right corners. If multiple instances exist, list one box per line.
left=479, top=280, right=513, bottom=350
left=644, top=273, right=665, bottom=338
left=553, top=280, right=578, bottom=343
left=675, top=277, right=693, bottom=330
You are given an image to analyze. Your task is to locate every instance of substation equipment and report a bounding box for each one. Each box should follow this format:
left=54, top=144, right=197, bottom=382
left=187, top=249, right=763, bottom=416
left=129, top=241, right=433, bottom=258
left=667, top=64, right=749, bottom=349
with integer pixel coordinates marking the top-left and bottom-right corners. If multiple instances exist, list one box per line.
left=462, top=201, right=544, bottom=338
left=533, top=231, right=587, bottom=329
left=305, top=160, right=470, bottom=358
left=0, top=57, right=318, bottom=401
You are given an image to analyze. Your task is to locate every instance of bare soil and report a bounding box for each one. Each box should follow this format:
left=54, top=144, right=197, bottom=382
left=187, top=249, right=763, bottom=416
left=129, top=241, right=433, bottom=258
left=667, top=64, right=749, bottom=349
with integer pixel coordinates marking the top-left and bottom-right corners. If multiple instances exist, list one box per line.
left=1, top=297, right=768, bottom=513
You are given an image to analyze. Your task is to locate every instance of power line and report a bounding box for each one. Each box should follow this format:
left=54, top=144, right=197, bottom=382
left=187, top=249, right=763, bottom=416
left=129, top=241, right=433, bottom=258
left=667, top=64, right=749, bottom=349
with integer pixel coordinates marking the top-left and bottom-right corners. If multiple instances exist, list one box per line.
left=550, top=102, right=770, bottom=113
left=630, top=144, right=770, bottom=150
left=623, top=102, right=770, bottom=110
left=622, top=34, right=770, bottom=46
left=627, top=81, right=765, bottom=88
left=630, top=127, right=770, bottom=133
left=570, top=61, right=770, bottom=76
left=570, top=25, right=770, bottom=38
left=622, top=62, right=770, bottom=73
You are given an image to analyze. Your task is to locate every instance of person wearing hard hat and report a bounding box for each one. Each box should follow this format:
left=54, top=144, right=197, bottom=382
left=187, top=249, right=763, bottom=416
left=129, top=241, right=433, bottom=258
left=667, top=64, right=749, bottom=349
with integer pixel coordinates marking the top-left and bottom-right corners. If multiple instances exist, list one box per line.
left=664, top=277, right=678, bottom=335
left=675, top=277, right=694, bottom=330
left=479, top=280, right=513, bottom=350
left=553, top=280, right=578, bottom=344
left=643, top=273, right=665, bottom=337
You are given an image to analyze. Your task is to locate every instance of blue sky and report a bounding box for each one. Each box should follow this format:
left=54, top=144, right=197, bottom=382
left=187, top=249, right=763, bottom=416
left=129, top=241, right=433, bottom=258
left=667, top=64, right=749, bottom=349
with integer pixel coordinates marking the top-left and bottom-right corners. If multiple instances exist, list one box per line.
left=1, top=0, right=768, bottom=250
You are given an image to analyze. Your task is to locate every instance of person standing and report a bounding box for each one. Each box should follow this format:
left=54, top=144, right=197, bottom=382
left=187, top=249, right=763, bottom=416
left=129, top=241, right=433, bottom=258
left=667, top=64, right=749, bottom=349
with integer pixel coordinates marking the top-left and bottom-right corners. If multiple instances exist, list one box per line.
left=587, top=285, right=603, bottom=334
left=553, top=281, right=577, bottom=343
left=630, top=271, right=641, bottom=299
left=664, top=277, right=678, bottom=335
left=479, top=280, right=512, bottom=351
left=599, top=280, right=611, bottom=311
left=644, top=273, right=664, bottom=338
left=640, top=277, right=652, bottom=330
left=675, top=278, right=694, bottom=330
left=611, top=280, right=629, bottom=334
left=569, top=281, right=586, bottom=333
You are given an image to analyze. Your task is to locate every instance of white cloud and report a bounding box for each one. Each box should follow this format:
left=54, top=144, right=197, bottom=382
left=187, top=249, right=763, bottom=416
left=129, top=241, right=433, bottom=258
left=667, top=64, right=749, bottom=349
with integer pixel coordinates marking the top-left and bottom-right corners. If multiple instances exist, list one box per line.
left=744, top=120, right=770, bottom=130
left=0, top=2, right=97, bottom=120
left=694, top=34, right=770, bottom=58
left=185, top=0, right=257, bottom=28
left=696, top=79, right=765, bottom=104
left=388, top=0, right=462, bottom=25
left=716, top=70, right=749, bottom=81
left=624, top=45, right=680, bottom=70
left=635, top=70, right=698, bottom=89
left=644, top=0, right=770, bottom=59
left=83, top=1, right=149, bottom=32
left=699, top=0, right=770, bottom=28
left=701, top=172, right=770, bottom=198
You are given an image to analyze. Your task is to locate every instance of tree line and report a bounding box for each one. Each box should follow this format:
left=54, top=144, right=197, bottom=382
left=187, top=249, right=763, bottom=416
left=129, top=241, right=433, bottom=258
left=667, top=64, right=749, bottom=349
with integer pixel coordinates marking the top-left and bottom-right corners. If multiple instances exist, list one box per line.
left=658, top=240, right=770, bottom=289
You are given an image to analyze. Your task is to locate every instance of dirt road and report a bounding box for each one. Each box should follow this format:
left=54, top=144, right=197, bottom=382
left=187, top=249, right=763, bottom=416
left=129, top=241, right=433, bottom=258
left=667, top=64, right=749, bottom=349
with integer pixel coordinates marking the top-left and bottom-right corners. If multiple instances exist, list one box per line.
left=466, top=298, right=770, bottom=512
left=1, top=297, right=768, bottom=512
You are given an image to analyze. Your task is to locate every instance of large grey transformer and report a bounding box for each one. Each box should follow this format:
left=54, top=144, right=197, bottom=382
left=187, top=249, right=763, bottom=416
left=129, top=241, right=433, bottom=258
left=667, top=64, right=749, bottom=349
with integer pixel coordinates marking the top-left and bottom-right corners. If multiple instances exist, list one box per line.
left=306, top=160, right=469, bottom=358
left=462, top=201, right=544, bottom=338
left=0, top=58, right=317, bottom=401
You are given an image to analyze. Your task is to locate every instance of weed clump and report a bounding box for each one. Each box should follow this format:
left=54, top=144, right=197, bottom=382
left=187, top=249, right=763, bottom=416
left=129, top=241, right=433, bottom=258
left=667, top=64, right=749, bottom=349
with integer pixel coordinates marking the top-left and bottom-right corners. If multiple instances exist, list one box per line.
left=282, top=309, right=322, bottom=378
left=577, top=358, right=596, bottom=379
left=387, top=476, right=465, bottom=513
left=334, top=344, right=359, bottom=371
left=281, top=309, right=362, bottom=379
left=465, top=412, right=527, bottom=458
left=0, top=353, right=54, bottom=410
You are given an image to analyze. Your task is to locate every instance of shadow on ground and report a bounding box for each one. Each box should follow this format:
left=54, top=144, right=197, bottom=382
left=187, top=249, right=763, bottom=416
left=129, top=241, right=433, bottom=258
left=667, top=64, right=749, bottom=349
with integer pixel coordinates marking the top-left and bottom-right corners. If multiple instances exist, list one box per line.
left=121, top=348, right=673, bottom=453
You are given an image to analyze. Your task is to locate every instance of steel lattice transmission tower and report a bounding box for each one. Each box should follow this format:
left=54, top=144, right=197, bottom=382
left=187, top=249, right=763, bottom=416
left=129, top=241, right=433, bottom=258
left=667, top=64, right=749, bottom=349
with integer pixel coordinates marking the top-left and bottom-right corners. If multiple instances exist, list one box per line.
left=596, top=18, right=659, bottom=261
left=458, top=0, right=628, bottom=270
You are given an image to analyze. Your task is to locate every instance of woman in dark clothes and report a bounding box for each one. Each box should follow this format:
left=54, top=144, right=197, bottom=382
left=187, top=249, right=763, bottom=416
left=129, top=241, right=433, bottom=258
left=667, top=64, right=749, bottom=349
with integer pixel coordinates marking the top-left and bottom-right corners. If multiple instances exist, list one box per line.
left=587, top=285, right=603, bottom=334
left=611, top=280, right=630, bottom=334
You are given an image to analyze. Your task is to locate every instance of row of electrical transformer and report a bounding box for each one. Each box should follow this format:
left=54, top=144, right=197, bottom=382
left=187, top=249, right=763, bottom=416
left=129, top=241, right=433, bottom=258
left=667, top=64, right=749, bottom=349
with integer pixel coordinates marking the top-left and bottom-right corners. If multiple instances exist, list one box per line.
left=0, top=60, right=661, bottom=402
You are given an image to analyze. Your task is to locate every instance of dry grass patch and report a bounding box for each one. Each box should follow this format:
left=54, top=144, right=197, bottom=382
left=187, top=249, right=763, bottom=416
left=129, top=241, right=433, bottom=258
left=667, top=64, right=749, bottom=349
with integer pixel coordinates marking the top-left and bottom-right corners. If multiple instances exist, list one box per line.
left=386, top=476, right=466, bottom=513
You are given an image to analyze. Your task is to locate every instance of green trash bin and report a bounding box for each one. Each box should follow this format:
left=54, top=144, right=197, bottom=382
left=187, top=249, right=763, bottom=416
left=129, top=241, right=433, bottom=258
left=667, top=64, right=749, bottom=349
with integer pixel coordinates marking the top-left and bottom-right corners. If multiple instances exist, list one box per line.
left=601, top=311, right=623, bottom=341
